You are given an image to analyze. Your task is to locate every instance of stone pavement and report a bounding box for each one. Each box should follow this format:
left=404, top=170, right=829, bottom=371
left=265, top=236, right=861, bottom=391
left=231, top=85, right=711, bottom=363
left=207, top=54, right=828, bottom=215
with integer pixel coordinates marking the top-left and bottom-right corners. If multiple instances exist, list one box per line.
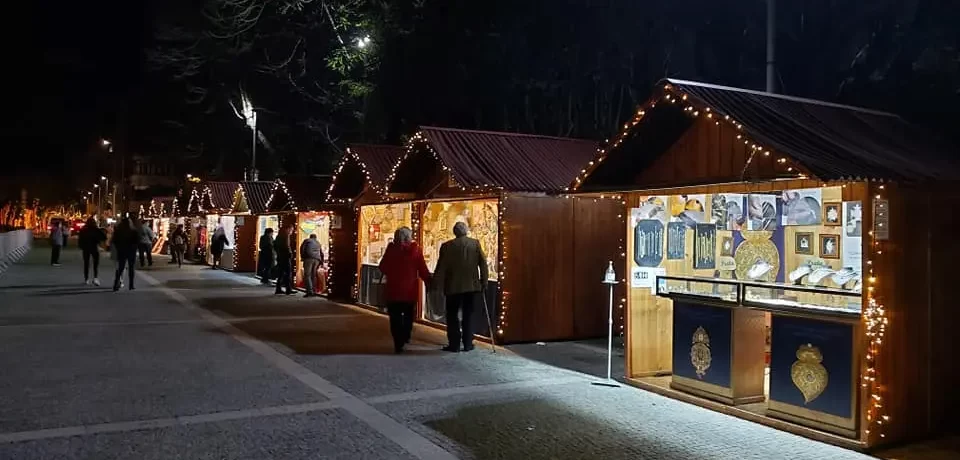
left=0, top=244, right=947, bottom=459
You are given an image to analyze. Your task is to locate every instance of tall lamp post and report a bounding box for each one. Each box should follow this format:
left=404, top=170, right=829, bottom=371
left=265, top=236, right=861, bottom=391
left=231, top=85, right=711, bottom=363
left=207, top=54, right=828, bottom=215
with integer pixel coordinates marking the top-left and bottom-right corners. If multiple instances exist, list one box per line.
left=230, top=92, right=258, bottom=181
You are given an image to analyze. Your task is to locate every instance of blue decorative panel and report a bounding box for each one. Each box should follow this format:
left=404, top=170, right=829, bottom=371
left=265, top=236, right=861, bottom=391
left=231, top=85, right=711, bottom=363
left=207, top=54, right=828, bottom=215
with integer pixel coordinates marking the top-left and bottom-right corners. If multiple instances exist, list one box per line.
left=667, top=222, right=686, bottom=260
left=673, top=301, right=732, bottom=388
left=770, top=315, right=855, bottom=419
left=634, top=219, right=664, bottom=267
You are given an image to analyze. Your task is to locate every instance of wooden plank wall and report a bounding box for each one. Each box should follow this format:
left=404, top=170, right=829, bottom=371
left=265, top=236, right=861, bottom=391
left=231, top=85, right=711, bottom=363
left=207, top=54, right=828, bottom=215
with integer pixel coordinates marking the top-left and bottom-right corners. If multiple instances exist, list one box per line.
left=869, top=183, right=960, bottom=447
left=633, top=116, right=792, bottom=188
left=329, top=208, right=357, bottom=300
left=233, top=215, right=259, bottom=272
left=499, top=195, right=621, bottom=343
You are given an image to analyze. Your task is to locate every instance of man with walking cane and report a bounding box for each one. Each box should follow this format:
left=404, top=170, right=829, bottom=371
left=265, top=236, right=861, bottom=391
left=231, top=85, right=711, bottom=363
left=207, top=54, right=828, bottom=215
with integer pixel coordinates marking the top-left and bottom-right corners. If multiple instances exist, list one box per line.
left=432, top=221, right=488, bottom=352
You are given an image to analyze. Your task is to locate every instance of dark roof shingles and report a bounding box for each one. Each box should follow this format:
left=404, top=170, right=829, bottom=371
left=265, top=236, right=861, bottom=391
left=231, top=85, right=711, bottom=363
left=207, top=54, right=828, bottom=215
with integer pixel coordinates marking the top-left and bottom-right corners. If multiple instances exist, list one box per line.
left=420, top=126, right=598, bottom=192
left=349, top=144, right=404, bottom=185
left=667, top=79, right=960, bottom=181
left=240, top=181, right=274, bottom=214
left=207, top=182, right=240, bottom=210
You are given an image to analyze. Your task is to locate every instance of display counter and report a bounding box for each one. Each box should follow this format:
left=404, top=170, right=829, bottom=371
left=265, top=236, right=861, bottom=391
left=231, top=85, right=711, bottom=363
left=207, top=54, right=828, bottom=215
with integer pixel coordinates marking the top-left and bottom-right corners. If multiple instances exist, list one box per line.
left=657, top=275, right=862, bottom=435
left=657, top=276, right=766, bottom=405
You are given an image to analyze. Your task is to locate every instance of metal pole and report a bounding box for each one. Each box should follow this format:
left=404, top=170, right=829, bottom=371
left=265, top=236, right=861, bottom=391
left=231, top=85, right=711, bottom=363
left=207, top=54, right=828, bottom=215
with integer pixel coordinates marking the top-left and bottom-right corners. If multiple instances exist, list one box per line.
left=250, top=118, right=258, bottom=181
left=606, top=283, right=614, bottom=380
left=766, top=0, right=776, bottom=93
left=480, top=289, right=496, bottom=353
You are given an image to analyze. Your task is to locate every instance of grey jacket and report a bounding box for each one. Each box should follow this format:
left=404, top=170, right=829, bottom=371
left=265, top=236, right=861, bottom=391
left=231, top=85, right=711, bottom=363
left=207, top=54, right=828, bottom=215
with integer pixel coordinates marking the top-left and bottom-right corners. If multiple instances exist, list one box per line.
left=434, top=236, right=488, bottom=295
left=299, top=238, right=324, bottom=263
left=139, top=226, right=155, bottom=245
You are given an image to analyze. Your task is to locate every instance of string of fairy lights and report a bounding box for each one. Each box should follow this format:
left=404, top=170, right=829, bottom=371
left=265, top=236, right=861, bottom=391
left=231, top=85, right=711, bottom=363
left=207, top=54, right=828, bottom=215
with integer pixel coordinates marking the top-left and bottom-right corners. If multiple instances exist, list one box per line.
left=569, top=81, right=889, bottom=440
left=495, top=194, right=508, bottom=338
left=326, top=147, right=376, bottom=204
left=384, top=132, right=506, bottom=196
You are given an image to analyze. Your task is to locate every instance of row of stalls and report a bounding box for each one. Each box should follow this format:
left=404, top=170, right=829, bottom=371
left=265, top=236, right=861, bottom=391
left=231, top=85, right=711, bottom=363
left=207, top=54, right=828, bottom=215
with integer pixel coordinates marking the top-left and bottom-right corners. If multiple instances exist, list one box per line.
left=136, top=78, right=958, bottom=451
left=566, top=79, right=960, bottom=450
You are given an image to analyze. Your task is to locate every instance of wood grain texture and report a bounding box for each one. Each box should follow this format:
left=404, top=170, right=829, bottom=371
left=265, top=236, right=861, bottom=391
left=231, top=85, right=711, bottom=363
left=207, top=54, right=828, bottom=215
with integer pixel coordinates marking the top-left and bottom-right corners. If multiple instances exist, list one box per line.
left=230, top=215, right=259, bottom=272
left=328, top=209, right=357, bottom=301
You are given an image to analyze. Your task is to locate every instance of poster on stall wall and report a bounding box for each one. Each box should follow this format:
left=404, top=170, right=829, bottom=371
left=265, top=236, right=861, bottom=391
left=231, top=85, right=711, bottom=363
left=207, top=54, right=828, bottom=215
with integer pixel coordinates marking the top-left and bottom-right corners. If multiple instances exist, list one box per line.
left=711, top=193, right=745, bottom=230
left=746, top=194, right=778, bottom=231
left=781, top=188, right=823, bottom=226
left=842, top=201, right=863, bottom=270
left=670, top=194, right=708, bottom=229
left=632, top=267, right=666, bottom=293
left=633, top=196, right=668, bottom=223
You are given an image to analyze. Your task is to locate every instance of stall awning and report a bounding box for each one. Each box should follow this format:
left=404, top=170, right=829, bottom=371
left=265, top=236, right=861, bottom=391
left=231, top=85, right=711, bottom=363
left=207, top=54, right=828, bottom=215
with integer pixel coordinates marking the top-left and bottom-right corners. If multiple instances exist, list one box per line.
left=398, top=127, right=599, bottom=193
left=581, top=79, right=959, bottom=189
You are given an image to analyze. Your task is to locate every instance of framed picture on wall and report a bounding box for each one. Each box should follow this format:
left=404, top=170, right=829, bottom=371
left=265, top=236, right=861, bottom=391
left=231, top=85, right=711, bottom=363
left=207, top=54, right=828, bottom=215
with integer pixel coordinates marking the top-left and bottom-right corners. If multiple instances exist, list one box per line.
left=823, top=202, right=842, bottom=226
left=720, top=236, right=734, bottom=257
left=820, top=234, right=840, bottom=259
left=795, top=232, right=814, bottom=255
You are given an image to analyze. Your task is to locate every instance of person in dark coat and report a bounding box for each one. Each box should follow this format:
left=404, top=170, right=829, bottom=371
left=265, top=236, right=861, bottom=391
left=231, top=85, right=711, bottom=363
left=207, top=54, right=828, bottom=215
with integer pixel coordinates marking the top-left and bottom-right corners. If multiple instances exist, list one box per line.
left=378, top=227, right=431, bottom=353
left=257, top=228, right=275, bottom=283
left=111, top=217, right=139, bottom=291
left=210, top=225, right=228, bottom=269
left=170, top=224, right=187, bottom=268
left=78, top=218, right=106, bottom=286
left=273, top=225, right=294, bottom=295
left=50, top=221, right=65, bottom=266
left=433, top=221, right=488, bottom=352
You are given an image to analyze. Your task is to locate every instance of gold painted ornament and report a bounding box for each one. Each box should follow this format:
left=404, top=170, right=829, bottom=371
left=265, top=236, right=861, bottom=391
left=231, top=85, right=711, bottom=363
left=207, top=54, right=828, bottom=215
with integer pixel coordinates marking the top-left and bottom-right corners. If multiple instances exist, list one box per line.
left=791, top=343, right=828, bottom=404
left=734, top=230, right=780, bottom=282
left=690, top=326, right=712, bottom=379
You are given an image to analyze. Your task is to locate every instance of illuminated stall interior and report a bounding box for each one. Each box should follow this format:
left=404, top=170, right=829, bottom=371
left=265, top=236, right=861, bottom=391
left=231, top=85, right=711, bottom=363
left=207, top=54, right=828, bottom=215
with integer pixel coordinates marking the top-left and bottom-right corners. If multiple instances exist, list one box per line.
left=265, top=175, right=354, bottom=298
left=172, top=184, right=205, bottom=261
left=326, top=144, right=405, bottom=301
left=224, top=181, right=274, bottom=272
left=146, top=197, right=174, bottom=254
left=573, top=79, right=960, bottom=450
left=382, top=126, right=618, bottom=344
left=201, top=182, right=240, bottom=270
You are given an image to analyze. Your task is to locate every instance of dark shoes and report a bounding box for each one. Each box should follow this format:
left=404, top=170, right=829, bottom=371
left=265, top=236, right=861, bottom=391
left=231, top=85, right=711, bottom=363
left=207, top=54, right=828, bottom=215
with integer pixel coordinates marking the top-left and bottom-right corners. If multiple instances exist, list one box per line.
left=441, top=345, right=459, bottom=353
left=462, top=345, right=475, bottom=352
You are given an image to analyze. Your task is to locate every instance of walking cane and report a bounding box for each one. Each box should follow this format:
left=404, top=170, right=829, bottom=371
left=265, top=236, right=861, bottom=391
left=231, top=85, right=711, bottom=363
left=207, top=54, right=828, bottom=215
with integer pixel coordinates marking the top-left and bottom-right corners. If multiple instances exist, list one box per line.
left=480, top=287, right=497, bottom=353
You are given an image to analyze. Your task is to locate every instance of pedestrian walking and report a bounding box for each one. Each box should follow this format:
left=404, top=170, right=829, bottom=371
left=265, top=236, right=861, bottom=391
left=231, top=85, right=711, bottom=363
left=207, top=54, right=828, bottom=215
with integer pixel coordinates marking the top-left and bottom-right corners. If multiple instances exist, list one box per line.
left=273, top=225, right=294, bottom=295
left=78, top=217, right=106, bottom=286
left=170, top=224, right=187, bottom=268
left=299, top=233, right=325, bottom=297
left=433, top=221, right=488, bottom=352
left=137, top=220, right=156, bottom=268
left=210, top=225, right=228, bottom=269
left=111, top=217, right=138, bottom=291
left=257, top=228, right=275, bottom=283
left=50, top=221, right=65, bottom=266
left=378, top=226, right=431, bottom=353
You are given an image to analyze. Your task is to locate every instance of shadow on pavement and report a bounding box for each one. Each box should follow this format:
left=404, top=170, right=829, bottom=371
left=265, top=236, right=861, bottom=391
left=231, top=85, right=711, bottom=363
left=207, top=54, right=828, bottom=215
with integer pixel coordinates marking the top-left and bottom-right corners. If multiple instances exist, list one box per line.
left=507, top=339, right=626, bottom=382
left=425, top=398, right=707, bottom=460
left=164, top=279, right=249, bottom=290
left=28, top=288, right=110, bottom=297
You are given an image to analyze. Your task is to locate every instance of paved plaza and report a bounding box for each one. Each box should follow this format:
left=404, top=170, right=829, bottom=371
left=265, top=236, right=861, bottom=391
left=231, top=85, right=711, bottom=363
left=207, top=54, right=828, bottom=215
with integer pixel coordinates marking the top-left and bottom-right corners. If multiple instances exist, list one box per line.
left=0, top=244, right=953, bottom=459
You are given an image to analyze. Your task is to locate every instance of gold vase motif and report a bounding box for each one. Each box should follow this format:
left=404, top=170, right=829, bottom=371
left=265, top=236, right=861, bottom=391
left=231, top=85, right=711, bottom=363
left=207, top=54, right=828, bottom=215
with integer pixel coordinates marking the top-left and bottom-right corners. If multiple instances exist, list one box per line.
left=690, top=326, right=712, bottom=379
left=734, top=230, right=780, bottom=282
left=790, top=343, right=828, bottom=404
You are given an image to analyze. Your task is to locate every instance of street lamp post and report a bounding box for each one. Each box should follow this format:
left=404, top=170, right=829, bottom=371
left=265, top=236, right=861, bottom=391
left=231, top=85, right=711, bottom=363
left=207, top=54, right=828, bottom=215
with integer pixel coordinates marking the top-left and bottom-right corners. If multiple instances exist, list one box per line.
left=231, top=92, right=258, bottom=181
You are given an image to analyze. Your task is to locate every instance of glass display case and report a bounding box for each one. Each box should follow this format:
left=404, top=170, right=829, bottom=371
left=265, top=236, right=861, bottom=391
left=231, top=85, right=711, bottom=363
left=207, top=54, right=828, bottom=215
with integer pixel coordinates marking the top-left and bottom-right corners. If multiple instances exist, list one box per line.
left=656, top=275, right=740, bottom=304
left=741, top=281, right=862, bottom=317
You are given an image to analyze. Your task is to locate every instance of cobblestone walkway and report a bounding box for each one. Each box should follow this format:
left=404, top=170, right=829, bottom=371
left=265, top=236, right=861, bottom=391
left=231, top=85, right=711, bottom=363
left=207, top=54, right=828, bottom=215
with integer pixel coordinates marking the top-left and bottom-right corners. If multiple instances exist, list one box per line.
left=0, top=245, right=946, bottom=459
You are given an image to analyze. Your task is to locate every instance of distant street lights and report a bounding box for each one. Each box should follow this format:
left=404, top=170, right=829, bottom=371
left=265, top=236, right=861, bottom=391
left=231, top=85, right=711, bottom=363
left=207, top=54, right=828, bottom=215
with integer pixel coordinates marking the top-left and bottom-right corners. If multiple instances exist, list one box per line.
left=356, top=36, right=371, bottom=49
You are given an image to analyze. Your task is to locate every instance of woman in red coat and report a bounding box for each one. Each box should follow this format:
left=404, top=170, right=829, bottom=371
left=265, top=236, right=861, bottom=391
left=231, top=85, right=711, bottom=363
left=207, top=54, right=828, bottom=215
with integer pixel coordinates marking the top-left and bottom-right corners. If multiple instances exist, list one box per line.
left=378, top=226, right=431, bottom=353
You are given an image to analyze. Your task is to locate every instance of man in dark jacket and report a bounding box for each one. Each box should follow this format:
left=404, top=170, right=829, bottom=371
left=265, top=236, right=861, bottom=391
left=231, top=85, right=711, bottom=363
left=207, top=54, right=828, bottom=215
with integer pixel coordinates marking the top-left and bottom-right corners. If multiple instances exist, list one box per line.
left=299, top=234, right=324, bottom=297
left=78, top=218, right=106, bottom=286
left=257, top=228, right=275, bottom=283
left=112, top=217, right=139, bottom=291
left=273, top=226, right=294, bottom=295
left=433, top=221, right=488, bottom=352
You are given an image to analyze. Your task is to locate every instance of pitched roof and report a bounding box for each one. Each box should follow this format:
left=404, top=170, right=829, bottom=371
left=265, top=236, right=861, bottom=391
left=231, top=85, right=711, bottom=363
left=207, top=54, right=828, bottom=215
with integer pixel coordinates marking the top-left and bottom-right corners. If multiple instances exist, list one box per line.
left=349, top=144, right=404, bottom=185
left=266, top=176, right=333, bottom=212
left=391, top=126, right=598, bottom=193
left=238, top=181, right=274, bottom=214
left=205, top=181, right=240, bottom=211
left=661, top=79, right=959, bottom=181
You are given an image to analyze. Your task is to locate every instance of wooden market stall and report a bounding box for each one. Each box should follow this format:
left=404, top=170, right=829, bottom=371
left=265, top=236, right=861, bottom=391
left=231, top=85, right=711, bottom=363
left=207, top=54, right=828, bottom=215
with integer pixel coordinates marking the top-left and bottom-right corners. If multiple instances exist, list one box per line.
left=264, top=175, right=355, bottom=299
left=571, top=79, right=960, bottom=450
left=200, top=181, right=240, bottom=270
left=172, top=183, right=206, bottom=261
left=223, top=181, right=274, bottom=272
left=145, top=196, right=175, bottom=254
left=375, top=126, right=621, bottom=344
left=326, top=144, right=405, bottom=300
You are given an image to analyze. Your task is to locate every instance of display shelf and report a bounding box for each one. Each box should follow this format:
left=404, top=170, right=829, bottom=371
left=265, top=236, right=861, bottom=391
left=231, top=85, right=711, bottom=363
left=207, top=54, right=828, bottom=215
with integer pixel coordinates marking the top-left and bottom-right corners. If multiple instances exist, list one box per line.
left=740, top=281, right=861, bottom=319
left=655, top=275, right=740, bottom=304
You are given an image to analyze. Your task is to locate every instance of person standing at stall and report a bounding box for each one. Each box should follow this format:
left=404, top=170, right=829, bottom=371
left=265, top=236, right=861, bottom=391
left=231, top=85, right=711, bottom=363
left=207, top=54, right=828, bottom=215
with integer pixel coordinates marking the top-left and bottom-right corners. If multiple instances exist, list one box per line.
left=78, top=217, right=106, bottom=286
left=298, top=234, right=324, bottom=297
left=170, top=224, right=187, bottom=268
left=50, top=221, right=65, bottom=266
left=433, top=221, right=488, bottom=353
left=257, top=228, right=275, bottom=283
left=111, top=217, right=139, bottom=291
left=210, top=225, right=228, bottom=269
left=379, top=227, right=431, bottom=353
left=137, top=220, right=155, bottom=268
left=273, top=225, right=294, bottom=295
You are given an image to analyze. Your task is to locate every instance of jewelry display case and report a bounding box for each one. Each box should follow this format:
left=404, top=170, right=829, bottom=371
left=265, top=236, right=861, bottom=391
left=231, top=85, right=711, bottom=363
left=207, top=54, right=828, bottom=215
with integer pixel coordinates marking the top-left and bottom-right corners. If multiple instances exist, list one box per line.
left=741, top=281, right=862, bottom=318
left=655, top=275, right=741, bottom=304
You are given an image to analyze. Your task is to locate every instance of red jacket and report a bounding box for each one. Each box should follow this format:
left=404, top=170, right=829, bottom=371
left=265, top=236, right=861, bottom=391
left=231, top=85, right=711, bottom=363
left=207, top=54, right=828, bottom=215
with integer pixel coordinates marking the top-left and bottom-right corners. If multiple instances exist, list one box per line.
left=378, top=241, right=431, bottom=303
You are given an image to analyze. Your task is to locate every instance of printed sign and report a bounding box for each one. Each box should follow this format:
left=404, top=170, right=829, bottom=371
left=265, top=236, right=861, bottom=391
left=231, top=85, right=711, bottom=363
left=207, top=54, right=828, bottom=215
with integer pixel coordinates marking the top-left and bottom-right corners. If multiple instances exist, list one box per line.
left=632, top=267, right=666, bottom=293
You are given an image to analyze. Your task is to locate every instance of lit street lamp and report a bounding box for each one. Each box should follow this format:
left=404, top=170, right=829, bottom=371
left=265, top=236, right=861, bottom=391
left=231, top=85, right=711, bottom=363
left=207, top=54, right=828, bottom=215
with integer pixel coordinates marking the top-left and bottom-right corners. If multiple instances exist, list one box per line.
left=229, top=91, right=258, bottom=181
